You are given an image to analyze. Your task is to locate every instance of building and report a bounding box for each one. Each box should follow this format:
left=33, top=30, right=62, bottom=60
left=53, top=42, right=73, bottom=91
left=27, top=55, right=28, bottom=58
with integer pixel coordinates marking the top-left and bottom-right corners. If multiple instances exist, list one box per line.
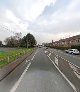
left=51, top=35, right=80, bottom=48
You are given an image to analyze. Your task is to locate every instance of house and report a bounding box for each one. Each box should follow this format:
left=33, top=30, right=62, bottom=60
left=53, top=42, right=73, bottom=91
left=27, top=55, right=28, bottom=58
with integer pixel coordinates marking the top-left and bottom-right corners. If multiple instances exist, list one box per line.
left=51, top=35, right=80, bottom=48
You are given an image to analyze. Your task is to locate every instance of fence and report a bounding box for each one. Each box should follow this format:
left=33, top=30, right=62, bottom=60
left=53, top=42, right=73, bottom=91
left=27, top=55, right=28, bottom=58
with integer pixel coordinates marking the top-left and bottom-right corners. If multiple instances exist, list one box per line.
left=0, top=49, right=31, bottom=68
left=0, top=48, right=35, bottom=81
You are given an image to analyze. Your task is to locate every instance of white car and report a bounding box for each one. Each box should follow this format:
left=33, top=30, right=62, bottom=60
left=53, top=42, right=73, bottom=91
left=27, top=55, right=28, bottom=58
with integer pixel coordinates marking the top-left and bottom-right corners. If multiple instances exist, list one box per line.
left=65, top=49, right=80, bottom=55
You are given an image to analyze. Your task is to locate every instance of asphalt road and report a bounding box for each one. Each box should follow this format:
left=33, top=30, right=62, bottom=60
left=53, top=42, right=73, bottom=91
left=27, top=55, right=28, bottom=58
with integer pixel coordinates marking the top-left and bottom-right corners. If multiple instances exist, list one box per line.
left=48, top=48, right=80, bottom=67
left=8, top=48, right=74, bottom=92
left=0, top=50, right=35, bottom=92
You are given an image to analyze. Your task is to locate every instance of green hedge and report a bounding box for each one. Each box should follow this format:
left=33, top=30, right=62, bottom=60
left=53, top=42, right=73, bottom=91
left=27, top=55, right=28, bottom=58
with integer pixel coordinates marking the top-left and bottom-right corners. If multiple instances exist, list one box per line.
left=71, top=45, right=80, bottom=51
left=49, top=46, right=70, bottom=50
left=49, top=45, right=80, bottom=51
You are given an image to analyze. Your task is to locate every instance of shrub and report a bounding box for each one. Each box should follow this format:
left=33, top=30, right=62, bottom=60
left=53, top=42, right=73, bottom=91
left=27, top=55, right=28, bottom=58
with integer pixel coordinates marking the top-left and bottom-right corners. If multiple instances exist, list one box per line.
left=71, top=45, right=80, bottom=51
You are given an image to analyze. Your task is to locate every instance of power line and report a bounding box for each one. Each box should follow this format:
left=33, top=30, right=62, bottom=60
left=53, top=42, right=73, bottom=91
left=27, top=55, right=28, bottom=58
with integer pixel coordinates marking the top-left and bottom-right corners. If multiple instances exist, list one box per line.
left=0, top=24, right=17, bottom=34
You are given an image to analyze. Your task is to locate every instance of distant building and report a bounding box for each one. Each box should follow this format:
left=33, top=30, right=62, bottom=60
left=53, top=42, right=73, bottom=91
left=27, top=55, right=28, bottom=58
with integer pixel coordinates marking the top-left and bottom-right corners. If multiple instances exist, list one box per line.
left=51, top=35, right=80, bottom=48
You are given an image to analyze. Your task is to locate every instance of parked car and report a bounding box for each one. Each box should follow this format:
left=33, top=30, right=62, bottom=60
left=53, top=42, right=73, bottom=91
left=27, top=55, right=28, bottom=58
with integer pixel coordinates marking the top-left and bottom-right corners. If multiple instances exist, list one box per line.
left=45, top=47, right=48, bottom=49
left=38, top=45, right=42, bottom=48
left=65, top=49, right=69, bottom=53
left=65, top=49, right=80, bottom=55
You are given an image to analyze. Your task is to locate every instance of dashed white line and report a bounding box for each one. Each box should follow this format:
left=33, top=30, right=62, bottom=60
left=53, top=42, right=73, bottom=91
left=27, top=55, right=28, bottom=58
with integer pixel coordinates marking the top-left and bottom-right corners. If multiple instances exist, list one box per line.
left=51, top=52, right=80, bottom=68
left=31, top=50, right=38, bottom=60
left=50, top=49, right=80, bottom=60
left=10, top=49, right=38, bottom=92
left=10, top=62, right=31, bottom=92
left=47, top=55, right=77, bottom=92
left=49, top=53, right=51, bottom=56
left=45, top=51, right=48, bottom=53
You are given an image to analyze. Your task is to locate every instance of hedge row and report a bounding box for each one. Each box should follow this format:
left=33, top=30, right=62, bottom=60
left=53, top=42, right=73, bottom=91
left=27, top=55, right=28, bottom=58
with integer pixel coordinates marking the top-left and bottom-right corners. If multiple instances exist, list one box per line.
left=71, top=45, right=80, bottom=51
left=49, top=45, right=80, bottom=51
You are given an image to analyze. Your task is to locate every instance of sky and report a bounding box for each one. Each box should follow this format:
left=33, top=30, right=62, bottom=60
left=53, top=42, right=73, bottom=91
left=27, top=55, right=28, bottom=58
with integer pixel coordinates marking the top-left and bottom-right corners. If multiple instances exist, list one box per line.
left=0, top=0, right=80, bottom=44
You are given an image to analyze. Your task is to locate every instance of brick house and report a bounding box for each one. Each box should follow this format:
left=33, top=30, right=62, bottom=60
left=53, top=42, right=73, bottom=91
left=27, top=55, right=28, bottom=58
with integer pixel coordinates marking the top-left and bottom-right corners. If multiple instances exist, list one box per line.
left=52, top=35, right=80, bottom=48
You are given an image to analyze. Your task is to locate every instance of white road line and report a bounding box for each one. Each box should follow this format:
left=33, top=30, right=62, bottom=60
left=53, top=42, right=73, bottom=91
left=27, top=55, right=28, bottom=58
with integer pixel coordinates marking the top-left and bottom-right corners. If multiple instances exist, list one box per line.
left=45, top=51, right=48, bottom=53
left=25, top=60, right=31, bottom=64
left=51, top=52, right=80, bottom=68
left=31, top=49, right=38, bottom=60
left=58, top=55, right=80, bottom=69
left=10, top=49, right=38, bottom=92
left=53, top=49, right=80, bottom=60
left=25, top=60, right=28, bottom=64
left=10, top=62, right=31, bottom=92
left=47, top=55, right=77, bottom=92
left=49, top=53, right=51, bottom=56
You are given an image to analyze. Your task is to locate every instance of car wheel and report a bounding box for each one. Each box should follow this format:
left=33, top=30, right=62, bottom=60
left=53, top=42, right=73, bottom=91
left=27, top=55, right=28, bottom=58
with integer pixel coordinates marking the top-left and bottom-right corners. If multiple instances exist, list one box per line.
left=72, top=52, right=74, bottom=55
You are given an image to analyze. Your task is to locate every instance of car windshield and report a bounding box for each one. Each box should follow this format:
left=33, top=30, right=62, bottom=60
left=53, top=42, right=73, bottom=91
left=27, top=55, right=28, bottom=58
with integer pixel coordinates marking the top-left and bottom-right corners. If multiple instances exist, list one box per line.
left=74, top=49, right=78, bottom=51
left=0, top=0, right=80, bottom=92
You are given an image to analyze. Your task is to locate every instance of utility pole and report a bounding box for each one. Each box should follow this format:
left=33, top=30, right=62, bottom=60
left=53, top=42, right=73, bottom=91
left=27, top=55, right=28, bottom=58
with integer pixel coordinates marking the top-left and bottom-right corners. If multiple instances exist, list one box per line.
left=27, top=36, right=28, bottom=48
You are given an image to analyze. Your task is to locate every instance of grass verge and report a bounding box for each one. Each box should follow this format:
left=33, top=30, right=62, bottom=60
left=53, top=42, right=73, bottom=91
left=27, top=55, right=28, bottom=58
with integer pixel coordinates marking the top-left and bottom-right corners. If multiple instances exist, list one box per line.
left=0, top=48, right=33, bottom=68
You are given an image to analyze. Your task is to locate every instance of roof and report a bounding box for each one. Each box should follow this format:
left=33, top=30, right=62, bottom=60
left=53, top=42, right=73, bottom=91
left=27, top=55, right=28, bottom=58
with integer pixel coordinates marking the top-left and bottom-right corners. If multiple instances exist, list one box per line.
left=53, top=34, right=80, bottom=43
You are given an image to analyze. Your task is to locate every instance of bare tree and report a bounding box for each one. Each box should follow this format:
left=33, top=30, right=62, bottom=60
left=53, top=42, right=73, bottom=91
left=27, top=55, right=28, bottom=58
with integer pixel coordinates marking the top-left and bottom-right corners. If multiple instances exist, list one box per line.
left=4, top=32, right=22, bottom=47
left=0, top=41, right=3, bottom=47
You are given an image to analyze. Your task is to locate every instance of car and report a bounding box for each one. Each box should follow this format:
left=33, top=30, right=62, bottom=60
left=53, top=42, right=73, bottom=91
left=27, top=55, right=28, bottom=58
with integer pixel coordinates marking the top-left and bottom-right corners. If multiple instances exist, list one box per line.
left=65, top=50, right=69, bottom=53
left=45, top=47, right=48, bottom=49
left=38, top=45, right=42, bottom=48
left=65, top=49, right=80, bottom=55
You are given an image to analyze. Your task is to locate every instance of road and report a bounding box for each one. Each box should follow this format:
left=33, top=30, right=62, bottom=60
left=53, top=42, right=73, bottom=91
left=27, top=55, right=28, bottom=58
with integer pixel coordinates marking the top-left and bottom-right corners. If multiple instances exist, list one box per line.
left=10, top=48, right=75, bottom=92
left=0, top=50, right=35, bottom=92
left=47, top=48, right=80, bottom=67
left=0, top=48, right=75, bottom=92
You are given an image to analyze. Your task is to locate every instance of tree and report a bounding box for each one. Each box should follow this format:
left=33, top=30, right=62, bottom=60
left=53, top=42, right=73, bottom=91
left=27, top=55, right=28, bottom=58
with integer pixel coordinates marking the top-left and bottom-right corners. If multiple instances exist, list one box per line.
left=14, top=32, right=22, bottom=47
left=4, top=33, right=36, bottom=48
left=4, top=32, right=22, bottom=47
left=20, top=33, right=37, bottom=48
left=0, top=41, right=2, bottom=47
left=26, top=33, right=37, bottom=47
left=4, top=36, right=15, bottom=47
left=20, top=36, right=26, bottom=47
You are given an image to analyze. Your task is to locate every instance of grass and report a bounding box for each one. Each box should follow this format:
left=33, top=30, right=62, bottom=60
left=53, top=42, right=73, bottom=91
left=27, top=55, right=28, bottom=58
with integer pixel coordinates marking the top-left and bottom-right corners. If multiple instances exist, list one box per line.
left=0, top=48, right=33, bottom=68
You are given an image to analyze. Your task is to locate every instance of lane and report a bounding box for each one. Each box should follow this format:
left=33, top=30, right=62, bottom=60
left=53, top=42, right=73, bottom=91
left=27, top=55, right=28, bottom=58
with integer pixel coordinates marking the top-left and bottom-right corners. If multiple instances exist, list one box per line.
left=0, top=50, right=36, bottom=92
left=13, top=48, right=74, bottom=92
left=48, top=48, right=80, bottom=67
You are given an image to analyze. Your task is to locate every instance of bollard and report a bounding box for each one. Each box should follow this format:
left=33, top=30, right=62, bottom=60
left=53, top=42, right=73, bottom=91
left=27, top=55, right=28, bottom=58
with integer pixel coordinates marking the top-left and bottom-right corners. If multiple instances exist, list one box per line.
left=8, top=56, right=9, bottom=63
left=55, top=55, right=58, bottom=66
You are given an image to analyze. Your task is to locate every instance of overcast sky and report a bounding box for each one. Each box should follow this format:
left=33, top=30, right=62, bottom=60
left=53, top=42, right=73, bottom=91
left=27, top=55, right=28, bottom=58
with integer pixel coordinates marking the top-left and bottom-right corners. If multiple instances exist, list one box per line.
left=0, top=0, right=80, bottom=44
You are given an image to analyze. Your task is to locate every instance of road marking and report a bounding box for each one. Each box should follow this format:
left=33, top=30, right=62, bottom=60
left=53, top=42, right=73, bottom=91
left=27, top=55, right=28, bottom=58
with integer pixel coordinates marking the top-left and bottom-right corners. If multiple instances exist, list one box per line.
left=31, top=49, right=38, bottom=60
left=45, top=51, right=48, bottom=53
left=50, top=48, right=80, bottom=60
left=47, top=55, right=77, bottom=92
left=74, top=71, right=80, bottom=79
left=25, top=60, right=31, bottom=64
left=50, top=50, right=80, bottom=68
left=10, top=49, right=38, bottom=92
left=10, top=62, right=31, bottom=92
left=25, top=49, right=38, bottom=63
left=49, top=53, right=51, bottom=56
left=55, top=56, right=58, bottom=66
left=51, top=52, right=80, bottom=68
left=69, top=63, right=80, bottom=79
left=25, top=60, right=28, bottom=64
left=58, top=55, right=80, bottom=69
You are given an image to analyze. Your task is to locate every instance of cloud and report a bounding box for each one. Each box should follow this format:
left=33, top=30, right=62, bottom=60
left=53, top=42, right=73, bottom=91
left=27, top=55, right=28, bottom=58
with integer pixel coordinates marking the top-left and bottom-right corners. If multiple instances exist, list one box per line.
left=6, top=10, right=20, bottom=24
left=0, top=0, right=56, bottom=43
left=4, top=0, right=55, bottom=22
left=0, top=0, right=80, bottom=44
left=28, top=0, right=80, bottom=43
